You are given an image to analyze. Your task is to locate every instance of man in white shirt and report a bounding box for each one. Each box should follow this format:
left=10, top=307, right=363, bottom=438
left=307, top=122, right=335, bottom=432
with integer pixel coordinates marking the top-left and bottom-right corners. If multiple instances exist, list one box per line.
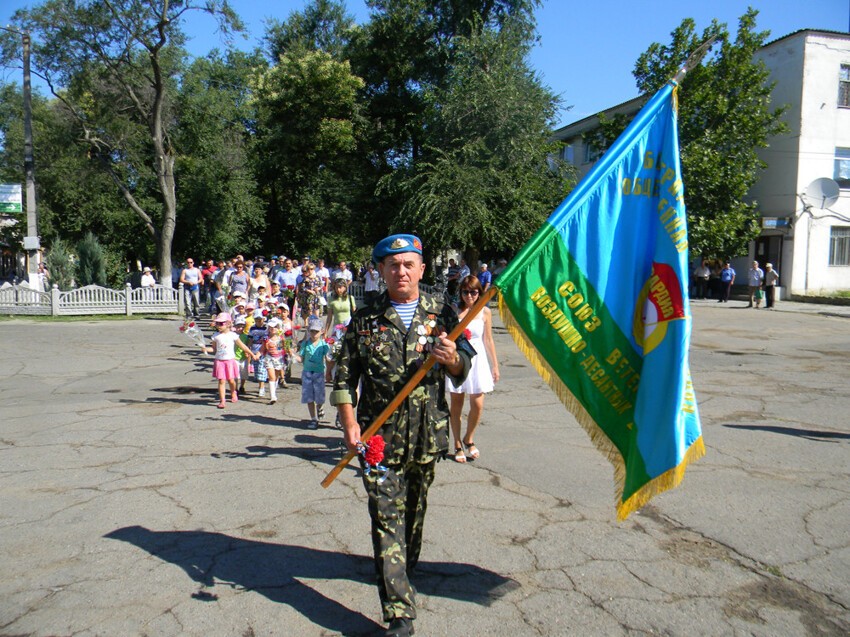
left=363, top=261, right=380, bottom=303
left=276, top=259, right=300, bottom=314
left=315, top=258, right=331, bottom=294
left=333, top=260, right=354, bottom=287
left=693, top=260, right=711, bottom=299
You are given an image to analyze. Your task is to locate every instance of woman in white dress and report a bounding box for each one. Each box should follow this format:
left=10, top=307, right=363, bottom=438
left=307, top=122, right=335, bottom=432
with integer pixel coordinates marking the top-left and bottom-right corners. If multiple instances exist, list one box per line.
left=446, top=275, right=500, bottom=462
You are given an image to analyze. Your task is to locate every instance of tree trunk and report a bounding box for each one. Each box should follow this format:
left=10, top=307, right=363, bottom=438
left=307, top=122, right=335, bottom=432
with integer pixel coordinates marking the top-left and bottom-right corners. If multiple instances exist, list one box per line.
left=155, top=151, right=176, bottom=286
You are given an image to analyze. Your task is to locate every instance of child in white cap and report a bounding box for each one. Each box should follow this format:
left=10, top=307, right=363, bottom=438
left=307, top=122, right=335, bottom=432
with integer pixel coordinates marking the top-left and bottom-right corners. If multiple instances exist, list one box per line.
left=260, top=318, right=286, bottom=404
left=296, top=316, right=330, bottom=428
left=233, top=316, right=251, bottom=394
left=201, top=313, right=257, bottom=409
left=248, top=309, right=268, bottom=395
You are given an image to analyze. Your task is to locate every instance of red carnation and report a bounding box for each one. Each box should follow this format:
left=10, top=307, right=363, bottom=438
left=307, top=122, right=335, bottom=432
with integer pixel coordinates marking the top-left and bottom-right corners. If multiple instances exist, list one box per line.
left=285, top=329, right=293, bottom=337
left=463, top=328, right=472, bottom=340
left=179, top=326, right=186, bottom=332
left=364, top=435, right=385, bottom=465
left=287, top=285, right=295, bottom=290
left=262, top=309, right=269, bottom=316
left=326, top=337, right=335, bottom=345
left=189, top=322, right=196, bottom=328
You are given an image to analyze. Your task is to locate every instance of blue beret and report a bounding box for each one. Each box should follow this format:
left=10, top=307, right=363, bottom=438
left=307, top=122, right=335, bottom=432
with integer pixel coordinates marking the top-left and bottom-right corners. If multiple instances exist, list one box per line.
left=372, top=234, right=423, bottom=262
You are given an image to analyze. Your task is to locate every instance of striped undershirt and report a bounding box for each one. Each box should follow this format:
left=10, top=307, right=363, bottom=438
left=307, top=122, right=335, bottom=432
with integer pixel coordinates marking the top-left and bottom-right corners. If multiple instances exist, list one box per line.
left=391, top=298, right=419, bottom=330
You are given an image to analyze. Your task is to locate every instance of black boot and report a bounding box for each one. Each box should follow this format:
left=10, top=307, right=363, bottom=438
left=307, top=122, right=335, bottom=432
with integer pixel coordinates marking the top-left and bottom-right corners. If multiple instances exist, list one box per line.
left=385, top=617, right=415, bottom=636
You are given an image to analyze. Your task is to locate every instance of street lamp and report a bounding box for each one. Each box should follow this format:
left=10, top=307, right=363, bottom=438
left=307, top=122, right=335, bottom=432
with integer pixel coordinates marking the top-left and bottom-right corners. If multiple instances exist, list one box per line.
left=1, top=25, right=40, bottom=289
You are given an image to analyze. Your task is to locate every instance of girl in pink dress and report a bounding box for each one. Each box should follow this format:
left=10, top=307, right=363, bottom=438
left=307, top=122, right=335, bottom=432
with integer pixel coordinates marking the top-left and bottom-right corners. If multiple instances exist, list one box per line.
left=446, top=275, right=500, bottom=462
left=202, top=313, right=258, bottom=409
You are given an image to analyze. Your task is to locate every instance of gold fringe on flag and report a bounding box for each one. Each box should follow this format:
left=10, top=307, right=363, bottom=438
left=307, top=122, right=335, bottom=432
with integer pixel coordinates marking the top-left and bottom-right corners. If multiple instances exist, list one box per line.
left=498, top=292, right=705, bottom=521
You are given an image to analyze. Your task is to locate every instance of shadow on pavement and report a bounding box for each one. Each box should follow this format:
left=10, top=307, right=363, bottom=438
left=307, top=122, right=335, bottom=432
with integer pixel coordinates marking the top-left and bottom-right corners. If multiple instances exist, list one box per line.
left=119, top=395, right=213, bottom=408
left=723, top=423, right=850, bottom=442
left=105, top=526, right=517, bottom=636
left=210, top=436, right=346, bottom=467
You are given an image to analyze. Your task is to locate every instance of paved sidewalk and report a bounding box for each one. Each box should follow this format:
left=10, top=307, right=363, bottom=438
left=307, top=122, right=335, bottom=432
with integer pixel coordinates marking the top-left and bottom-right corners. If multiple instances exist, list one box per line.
left=689, top=295, right=850, bottom=318
left=1, top=303, right=848, bottom=636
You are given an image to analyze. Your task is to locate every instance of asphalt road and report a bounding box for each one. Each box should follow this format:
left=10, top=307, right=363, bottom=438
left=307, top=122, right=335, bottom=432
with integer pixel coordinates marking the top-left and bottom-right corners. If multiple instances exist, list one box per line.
left=1, top=297, right=848, bottom=636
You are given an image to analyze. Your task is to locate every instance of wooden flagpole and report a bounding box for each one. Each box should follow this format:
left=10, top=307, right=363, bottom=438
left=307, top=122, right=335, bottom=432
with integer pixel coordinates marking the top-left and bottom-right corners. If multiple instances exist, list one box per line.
left=321, top=285, right=498, bottom=488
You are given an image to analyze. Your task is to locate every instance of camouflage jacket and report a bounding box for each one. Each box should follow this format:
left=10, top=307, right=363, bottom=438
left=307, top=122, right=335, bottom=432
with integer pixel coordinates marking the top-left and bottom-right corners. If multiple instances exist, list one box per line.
left=330, top=290, right=474, bottom=465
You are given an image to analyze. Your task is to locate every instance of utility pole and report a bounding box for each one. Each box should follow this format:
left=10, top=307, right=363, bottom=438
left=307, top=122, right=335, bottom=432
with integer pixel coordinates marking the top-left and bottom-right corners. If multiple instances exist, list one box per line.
left=2, top=26, right=40, bottom=289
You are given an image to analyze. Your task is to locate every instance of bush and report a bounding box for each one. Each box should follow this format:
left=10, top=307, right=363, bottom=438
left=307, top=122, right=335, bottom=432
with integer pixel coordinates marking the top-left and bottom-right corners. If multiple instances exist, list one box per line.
left=44, top=239, right=75, bottom=290
left=76, top=232, right=107, bottom=286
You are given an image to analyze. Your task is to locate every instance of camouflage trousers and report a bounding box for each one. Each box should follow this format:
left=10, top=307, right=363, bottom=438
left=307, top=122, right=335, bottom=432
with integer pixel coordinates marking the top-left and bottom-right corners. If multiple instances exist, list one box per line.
left=362, top=459, right=436, bottom=622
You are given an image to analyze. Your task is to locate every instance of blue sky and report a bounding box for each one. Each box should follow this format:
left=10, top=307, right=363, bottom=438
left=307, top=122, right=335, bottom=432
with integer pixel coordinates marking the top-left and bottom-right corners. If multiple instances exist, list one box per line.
left=2, top=0, right=849, bottom=127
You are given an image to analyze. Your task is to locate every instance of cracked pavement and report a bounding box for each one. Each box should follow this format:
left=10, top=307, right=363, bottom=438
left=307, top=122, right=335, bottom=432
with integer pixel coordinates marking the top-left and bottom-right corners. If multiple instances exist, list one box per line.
left=1, top=300, right=849, bottom=636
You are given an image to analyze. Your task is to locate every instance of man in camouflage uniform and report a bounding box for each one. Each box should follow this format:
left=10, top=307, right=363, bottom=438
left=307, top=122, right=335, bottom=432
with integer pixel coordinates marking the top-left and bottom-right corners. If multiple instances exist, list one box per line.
left=330, top=234, right=473, bottom=637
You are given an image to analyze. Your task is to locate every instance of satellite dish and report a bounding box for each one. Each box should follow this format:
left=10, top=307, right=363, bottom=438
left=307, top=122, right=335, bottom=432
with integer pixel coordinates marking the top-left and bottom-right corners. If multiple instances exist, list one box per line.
left=805, top=178, right=840, bottom=209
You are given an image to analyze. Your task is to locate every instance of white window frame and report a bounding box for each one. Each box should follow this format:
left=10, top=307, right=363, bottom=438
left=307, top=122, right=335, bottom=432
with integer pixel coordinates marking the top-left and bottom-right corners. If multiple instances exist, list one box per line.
left=829, top=226, right=850, bottom=266
left=840, top=64, right=850, bottom=108
left=835, top=148, right=850, bottom=190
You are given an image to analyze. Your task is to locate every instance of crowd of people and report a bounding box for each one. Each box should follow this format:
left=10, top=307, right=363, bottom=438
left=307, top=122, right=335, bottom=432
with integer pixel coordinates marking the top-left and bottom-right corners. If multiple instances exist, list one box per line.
left=690, top=258, right=780, bottom=308
left=181, top=239, right=502, bottom=636
left=188, top=254, right=363, bottom=429
left=188, top=250, right=503, bottom=428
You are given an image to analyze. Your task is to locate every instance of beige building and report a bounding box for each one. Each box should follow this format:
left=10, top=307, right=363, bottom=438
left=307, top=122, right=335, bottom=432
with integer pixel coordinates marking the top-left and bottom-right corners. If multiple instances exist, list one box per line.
left=551, top=29, right=850, bottom=296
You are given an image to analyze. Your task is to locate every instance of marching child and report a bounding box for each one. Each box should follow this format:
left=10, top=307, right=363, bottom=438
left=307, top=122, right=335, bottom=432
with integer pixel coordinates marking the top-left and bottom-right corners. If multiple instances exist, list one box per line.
left=244, top=302, right=257, bottom=331
left=269, top=281, right=283, bottom=305
left=201, top=313, right=257, bottom=409
left=278, top=304, right=295, bottom=386
left=233, top=316, right=251, bottom=394
left=295, top=316, right=330, bottom=429
left=259, top=318, right=286, bottom=404
left=247, top=309, right=268, bottom=396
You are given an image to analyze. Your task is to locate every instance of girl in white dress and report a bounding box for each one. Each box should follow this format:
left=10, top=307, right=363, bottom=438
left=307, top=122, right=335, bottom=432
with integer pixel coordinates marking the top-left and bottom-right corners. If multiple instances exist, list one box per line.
left=201, top=313, right=257, bottom=409
left=446, top=275, right=500, bottom=462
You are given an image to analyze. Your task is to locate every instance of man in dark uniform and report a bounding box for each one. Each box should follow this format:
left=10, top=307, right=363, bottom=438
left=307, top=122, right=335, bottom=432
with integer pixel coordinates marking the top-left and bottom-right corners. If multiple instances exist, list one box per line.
left=330, top=234, right=473, bottom=637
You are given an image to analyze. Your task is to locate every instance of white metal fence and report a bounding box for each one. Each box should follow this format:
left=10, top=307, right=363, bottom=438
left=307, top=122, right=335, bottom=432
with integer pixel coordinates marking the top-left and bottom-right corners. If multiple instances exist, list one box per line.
left=0, top=283, right=181, bottom=316
left=0, top=280, right=438, bottom=317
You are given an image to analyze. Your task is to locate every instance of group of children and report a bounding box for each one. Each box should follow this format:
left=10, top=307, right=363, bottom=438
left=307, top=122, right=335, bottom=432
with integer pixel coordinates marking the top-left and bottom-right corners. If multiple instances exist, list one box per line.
left=200, top=294, right=332, bottom=429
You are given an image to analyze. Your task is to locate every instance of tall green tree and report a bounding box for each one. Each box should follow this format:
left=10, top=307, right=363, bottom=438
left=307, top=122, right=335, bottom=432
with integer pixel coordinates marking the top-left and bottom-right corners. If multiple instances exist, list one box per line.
left=76, top=231, right=107, bottom=286
left=3, top=0, right=243, bottom=284
left=264, top=0, right=357, bottom=61
left=0, top=83, right=153, bottom=265
left=347, top=0, right=543, bottom=245
left=597, top=9, right=787, bottom=259
left=174, top=49, right=266, bottom=260
left=252, top=48, right=366, bottom=259
left=378, top=16, right=570, bottom=263
left=44, top=237, right=74, bottom=290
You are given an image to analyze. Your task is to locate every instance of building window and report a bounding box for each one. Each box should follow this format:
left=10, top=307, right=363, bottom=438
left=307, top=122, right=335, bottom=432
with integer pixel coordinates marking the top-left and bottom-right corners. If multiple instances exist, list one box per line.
left=584, top=141, right=601, bottom=164
left=840, top=64, right=850, bottom=108
left=835, top=148, right=850, bottom=189
left=829, top=227, right=850, bottom=266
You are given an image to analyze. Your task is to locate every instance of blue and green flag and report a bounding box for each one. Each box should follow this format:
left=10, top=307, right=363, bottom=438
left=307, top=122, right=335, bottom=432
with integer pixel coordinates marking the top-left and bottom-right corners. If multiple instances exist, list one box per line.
left=495, top=81, right=704, bottom=520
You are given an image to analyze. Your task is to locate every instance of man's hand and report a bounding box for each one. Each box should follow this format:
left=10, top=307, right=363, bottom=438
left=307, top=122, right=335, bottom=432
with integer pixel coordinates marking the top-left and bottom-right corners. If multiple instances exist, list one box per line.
left=343, top=423, right=362, bottom=453
left=337, top=404, right=361, bottom=452
left=434, top=331, right=462, bottom=375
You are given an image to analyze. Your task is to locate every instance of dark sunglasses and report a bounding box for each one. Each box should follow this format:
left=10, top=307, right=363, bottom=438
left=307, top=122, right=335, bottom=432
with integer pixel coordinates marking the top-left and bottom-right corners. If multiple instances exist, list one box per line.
left=461, top=289, right=479, bottom=296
